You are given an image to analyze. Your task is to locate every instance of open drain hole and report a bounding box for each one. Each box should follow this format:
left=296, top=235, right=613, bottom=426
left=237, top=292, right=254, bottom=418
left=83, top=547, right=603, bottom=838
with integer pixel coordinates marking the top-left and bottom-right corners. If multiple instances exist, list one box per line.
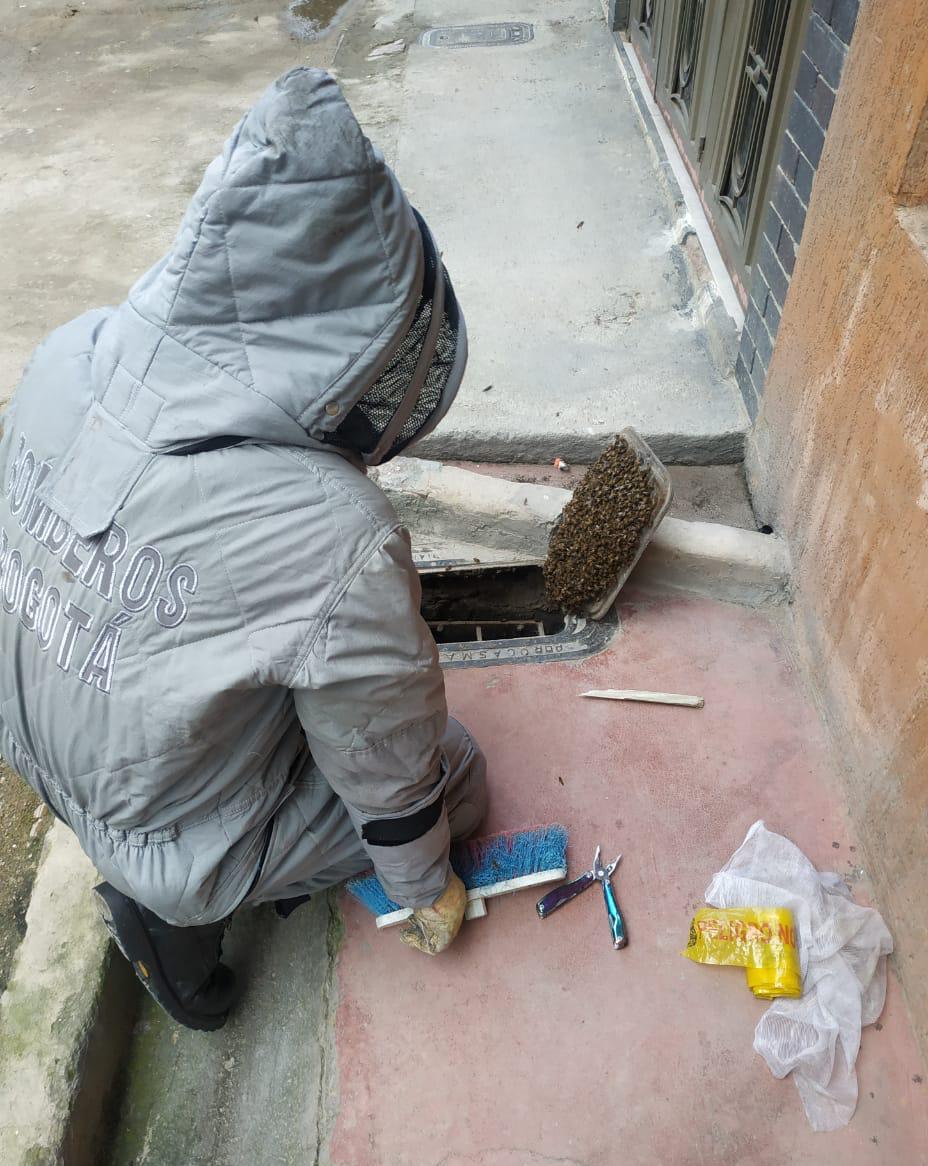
left=430, top=618, right=560, bottom=644
left=417, top=561, right=615, bottom=667
left=422, top=562, right=555, bottom=621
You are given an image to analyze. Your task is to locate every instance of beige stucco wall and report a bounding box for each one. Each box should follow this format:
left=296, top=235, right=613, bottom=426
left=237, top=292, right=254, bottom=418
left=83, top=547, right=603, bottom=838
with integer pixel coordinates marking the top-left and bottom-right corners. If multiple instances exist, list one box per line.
left=748, top=0, right=928, bottom=1053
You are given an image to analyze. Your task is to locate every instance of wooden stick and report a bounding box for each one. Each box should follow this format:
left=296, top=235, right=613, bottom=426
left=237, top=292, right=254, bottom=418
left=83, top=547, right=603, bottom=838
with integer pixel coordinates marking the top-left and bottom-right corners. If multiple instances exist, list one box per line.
left=581, top=689, right=704, bottom=708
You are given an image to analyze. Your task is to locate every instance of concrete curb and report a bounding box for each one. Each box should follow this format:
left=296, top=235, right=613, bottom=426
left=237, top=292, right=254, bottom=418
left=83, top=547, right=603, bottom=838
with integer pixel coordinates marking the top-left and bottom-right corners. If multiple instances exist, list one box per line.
left=640, top=515, right=791, bottom=606
left=375, top=459, right=791, bottom=606
left=414, top=425, right=747, bottom=469
left=375, top=458, right=565, bottom=557
left=0, top=825, right=135, bottom=1165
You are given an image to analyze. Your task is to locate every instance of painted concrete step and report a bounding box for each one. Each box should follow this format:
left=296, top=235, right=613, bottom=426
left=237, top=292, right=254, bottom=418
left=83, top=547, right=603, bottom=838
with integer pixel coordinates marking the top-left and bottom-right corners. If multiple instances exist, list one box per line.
left=389, top=0, right=749, bottom=464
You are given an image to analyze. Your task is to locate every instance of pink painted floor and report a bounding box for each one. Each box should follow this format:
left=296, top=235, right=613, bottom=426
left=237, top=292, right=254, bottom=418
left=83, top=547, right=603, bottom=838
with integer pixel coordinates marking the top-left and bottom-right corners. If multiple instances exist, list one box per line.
left=330, top=590, right=928, bottom=1166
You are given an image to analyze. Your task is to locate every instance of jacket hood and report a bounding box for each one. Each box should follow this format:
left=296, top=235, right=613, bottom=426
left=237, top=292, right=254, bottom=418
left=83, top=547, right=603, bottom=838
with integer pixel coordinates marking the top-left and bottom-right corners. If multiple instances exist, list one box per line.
left=99, top=68, right=423, bottom=448
left=37, top=69, right=426, bottom=537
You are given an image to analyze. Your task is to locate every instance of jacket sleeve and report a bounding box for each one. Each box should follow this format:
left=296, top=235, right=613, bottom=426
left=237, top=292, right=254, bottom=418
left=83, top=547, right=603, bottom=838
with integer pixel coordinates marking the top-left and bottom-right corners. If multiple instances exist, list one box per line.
left=291, top=525, right=451, bottom=908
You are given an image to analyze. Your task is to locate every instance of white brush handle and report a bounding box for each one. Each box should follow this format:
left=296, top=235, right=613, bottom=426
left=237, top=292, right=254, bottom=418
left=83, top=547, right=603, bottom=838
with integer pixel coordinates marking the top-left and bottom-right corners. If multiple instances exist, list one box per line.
left=373, top=867, right=567, bottom=929
left=374, top=907, right=414, bottom=930
left=582, top=689, right=704, bottom=708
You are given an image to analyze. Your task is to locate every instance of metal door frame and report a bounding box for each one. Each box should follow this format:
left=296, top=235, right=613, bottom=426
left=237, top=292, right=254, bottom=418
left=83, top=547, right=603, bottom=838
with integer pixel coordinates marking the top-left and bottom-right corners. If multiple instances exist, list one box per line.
left=629, top=0, right=669, bottom=86
left=698, top=0, right=810, bottom=288
left=652, top=0, right=727, bottom=179
left=628, top=0, right=811, bottom=291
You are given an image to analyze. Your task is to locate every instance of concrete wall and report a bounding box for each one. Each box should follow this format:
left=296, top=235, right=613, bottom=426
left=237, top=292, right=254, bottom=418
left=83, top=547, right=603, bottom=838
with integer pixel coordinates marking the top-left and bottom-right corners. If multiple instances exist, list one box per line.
left=747, top=0, right=928, bottom=1054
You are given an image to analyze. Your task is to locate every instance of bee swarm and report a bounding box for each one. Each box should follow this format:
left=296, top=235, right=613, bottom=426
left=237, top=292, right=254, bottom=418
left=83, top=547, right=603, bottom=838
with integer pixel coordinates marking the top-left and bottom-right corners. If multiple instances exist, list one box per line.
left=543, top=435, right=657, bottom=615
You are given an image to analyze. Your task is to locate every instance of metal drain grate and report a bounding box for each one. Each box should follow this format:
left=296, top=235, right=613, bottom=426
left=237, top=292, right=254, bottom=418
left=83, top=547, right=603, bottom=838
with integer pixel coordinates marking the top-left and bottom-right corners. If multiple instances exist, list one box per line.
left=419, top=23, right=534, bottom=48
left=418, top=561, right=617, bottom=668
left=429, top=619, right=549, bottom=644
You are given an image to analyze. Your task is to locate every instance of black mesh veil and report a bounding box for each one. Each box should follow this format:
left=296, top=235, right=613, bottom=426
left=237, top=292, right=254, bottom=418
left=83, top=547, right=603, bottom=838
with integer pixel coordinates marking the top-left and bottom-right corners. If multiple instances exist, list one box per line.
left=323, top=212, right=464, bottom=465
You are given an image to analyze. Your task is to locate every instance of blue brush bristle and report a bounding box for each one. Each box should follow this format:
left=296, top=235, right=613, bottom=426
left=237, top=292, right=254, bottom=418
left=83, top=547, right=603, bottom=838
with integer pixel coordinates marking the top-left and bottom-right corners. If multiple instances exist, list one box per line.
left=344, top=875, right=399, bottom=918
left=346, top=824, right=568, bottom=916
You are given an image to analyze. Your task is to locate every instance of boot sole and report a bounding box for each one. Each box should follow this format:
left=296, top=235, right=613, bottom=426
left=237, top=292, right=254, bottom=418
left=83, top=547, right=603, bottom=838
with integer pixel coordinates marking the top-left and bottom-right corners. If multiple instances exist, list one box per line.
left=94, top=883, right=229, bottom=1032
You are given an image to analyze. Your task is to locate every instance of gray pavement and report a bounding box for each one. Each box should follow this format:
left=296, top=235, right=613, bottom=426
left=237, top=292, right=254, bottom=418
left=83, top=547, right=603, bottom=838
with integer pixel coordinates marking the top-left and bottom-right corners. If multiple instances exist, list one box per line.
left=107, top=897, right=340, bottom=1165
left=401, top=0, right=748, bottom=464
left=0, top=0, right=340, bottom=403
left=1, top=0, right=747, bottom=464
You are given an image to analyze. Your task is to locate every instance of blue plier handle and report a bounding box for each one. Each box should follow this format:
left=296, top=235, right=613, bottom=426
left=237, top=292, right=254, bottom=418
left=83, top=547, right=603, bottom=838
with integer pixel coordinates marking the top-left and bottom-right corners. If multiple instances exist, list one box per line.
left=536, top=845, right=628, bottom=950
left=594, top=848, right=627, bottom=949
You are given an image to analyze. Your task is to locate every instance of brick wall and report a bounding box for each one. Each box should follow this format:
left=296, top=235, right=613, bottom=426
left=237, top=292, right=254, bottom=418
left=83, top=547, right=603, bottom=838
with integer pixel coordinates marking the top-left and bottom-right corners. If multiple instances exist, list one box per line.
left=735, top=0, right=861, bottom=420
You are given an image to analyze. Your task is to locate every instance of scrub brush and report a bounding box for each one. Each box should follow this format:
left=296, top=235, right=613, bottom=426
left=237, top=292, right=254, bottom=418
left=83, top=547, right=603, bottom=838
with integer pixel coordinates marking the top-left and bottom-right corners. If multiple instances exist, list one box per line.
left=346, top=824, right=569, bottom=928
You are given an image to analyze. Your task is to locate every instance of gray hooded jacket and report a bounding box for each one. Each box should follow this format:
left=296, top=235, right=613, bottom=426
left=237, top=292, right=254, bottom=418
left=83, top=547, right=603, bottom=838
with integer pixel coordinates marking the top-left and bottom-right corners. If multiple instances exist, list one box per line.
left=0, top=69, right=463, bottom=924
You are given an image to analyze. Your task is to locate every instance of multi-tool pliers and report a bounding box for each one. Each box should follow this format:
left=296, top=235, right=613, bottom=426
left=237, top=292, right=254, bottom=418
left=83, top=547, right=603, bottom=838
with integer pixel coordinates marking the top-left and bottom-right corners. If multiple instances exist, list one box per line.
left=536, top=845, right=627, bottom=949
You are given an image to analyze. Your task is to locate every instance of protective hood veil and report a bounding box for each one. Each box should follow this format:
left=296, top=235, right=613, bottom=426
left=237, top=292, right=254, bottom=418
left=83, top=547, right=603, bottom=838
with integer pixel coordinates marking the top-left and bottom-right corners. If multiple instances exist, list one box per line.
left=323, top=210, right=466, bottom=466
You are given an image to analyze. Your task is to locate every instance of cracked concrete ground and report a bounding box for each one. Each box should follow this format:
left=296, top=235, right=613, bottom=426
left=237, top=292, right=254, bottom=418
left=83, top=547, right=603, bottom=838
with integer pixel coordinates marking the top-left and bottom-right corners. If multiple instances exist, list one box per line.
left=0, top=0, right=343, bottom=404
left=107, top=892, right=342, bottom=1165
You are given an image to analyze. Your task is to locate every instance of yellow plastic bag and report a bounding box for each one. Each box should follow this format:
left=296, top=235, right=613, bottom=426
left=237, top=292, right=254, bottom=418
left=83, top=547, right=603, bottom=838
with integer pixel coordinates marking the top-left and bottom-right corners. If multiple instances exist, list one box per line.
left=683, top=907, right=802, bottom=999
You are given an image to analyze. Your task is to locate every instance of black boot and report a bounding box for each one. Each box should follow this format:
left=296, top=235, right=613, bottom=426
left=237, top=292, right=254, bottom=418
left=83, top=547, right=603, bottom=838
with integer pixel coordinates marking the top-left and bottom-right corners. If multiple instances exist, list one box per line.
left=94, top=883, right=240, bottom=1031
left=274, top=892, right=312, bottom=919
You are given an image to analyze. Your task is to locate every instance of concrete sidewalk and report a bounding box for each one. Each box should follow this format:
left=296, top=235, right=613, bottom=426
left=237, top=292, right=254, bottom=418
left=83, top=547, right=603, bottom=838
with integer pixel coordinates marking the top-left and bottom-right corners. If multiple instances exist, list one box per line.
left=332, top=589, right=927, bottom=1165
left=394, top=0, right=747, bottom=464
left=1, top=0, right=746, bottom=463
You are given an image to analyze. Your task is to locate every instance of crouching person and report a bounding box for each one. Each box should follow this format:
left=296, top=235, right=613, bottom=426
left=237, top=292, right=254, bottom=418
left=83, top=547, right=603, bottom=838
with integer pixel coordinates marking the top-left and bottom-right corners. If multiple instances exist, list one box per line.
left=0, top=69, right=486, bottom=1031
